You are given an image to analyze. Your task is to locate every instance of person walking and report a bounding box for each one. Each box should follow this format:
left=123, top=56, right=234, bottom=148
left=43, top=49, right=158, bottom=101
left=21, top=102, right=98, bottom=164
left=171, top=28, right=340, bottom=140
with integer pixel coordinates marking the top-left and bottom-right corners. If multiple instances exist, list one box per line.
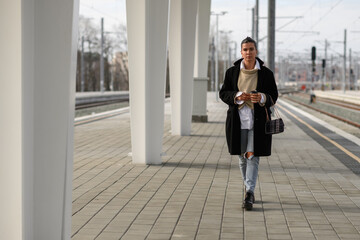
left=219, top=37, right=278, bottom=210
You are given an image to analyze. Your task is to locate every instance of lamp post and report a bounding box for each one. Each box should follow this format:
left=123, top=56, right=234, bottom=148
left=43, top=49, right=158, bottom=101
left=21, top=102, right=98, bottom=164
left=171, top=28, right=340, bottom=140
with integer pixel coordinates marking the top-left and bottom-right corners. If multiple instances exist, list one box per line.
left=343, top=29, right=347, bottom=93
left=220, top=30, right=232, bottom=74
left=81, top=36, right=85, bottom=92
left=226, top=40, right=237, bottom=66
left=100, top=18, right=104, bottom=93
left=211, top=11, right=227, bottom=101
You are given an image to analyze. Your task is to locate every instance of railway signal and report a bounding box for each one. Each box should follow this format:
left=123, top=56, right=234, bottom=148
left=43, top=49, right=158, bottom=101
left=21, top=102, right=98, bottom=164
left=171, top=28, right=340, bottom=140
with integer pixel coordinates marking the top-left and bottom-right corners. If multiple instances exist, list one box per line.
left=311, top=46, right=316, bottom=61
left=310, top=46, right=316, bottom=103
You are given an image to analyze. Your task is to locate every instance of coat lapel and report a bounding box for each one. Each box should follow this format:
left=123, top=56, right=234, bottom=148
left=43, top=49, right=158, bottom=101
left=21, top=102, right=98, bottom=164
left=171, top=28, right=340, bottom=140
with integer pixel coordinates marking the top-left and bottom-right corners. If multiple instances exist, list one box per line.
left=256, top=67, right=264, bottom=90
left=232, top=64, right=240, bottom=91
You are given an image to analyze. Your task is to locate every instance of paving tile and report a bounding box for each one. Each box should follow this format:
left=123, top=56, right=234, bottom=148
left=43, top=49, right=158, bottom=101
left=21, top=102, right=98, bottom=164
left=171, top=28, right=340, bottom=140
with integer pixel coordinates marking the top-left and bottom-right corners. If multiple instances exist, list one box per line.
left=146, top=233, right=172, bottom=240
left=268, top=234, right=292, bottom=240
left=95, top=231, right=122, bottom=240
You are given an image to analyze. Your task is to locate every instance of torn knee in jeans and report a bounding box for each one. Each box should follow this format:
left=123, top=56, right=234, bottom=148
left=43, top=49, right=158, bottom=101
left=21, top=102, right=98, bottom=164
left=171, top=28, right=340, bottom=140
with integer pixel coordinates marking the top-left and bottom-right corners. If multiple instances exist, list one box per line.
left=246, top=152, right=254, bottom=159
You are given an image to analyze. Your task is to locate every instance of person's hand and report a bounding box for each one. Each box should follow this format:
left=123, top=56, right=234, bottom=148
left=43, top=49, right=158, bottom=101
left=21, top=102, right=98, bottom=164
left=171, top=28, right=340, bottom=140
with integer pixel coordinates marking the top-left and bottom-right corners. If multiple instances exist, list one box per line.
left=250, top=93, right=261, bottom=103
left=236, top=93, right=250, bottom=101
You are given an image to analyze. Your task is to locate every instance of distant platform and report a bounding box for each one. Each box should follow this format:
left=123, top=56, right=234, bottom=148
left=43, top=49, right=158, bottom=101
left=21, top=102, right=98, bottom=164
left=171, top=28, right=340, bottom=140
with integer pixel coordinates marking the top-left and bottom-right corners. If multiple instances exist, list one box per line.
left=75, top=91, right=129, bottom=98
left=314, top=90, right=360, bottom=105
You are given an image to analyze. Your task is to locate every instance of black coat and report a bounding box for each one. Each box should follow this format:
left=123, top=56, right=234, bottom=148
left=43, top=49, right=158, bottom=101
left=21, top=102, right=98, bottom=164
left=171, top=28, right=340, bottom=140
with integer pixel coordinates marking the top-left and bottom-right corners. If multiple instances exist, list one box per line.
left=219, top=57, right=278, bottom=156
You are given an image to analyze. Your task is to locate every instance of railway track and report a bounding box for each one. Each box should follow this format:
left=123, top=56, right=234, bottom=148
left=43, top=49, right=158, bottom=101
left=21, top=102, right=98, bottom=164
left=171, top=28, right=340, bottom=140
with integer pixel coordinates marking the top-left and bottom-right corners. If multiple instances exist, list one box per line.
left=75, top=98, right=128, bottom=110
left=296, top=92, right=360, bottom=111
left=317, top=98, right=360, bottom=111
left=75, top=93, right=172, bottom=110
left=284, top=93, right=360, bottom=128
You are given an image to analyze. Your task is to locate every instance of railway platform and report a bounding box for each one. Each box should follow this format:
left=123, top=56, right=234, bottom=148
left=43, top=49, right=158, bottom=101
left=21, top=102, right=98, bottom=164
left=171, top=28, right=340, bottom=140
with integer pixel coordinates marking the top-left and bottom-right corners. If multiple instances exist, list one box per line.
left=313, top=90, right=360, bottom=105
left=71, top=92, right=360, bottom=240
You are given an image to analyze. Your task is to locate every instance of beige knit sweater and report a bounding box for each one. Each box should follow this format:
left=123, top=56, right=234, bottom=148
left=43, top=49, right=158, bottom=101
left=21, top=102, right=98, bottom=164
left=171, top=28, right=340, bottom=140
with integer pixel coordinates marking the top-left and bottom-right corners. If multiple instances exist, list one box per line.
left=237, top=68, right=258, bottom=109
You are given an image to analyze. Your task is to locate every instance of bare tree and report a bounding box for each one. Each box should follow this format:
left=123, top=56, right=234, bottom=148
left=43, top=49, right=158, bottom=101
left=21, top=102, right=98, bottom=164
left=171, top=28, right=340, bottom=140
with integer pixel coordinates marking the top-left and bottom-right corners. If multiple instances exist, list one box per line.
left=78, top=15, right=100, bottom=53
left=76, top=16, right=129, bottom=91
left=106, top=23, right=128, bottom=91
left=77, top=16, right=101, bottom=91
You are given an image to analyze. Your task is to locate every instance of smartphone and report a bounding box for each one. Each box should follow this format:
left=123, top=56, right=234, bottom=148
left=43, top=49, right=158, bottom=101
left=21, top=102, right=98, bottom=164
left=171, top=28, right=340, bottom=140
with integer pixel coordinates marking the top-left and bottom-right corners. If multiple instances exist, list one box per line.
left=250, top=90, right=258, bottom=103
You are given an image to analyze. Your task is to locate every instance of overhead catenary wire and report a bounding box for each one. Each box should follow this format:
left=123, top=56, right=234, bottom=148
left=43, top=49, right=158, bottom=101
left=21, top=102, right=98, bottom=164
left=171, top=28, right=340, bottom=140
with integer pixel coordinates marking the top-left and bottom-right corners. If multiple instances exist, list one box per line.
left=275, top=0, right=317, bottom=53
left=307, top=0, right=343, bottom=31
left=283, top=0, right=343, bottom=51
left=80, top=2, right=123, bottom=22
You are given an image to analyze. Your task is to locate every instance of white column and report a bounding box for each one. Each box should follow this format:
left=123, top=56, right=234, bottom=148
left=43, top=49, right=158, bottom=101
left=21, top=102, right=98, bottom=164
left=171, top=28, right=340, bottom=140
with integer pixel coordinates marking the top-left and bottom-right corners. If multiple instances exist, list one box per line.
left=192, top=0, right=211, bottom=122
left=126, top=0, right=169, bottom=164
left=0, top=1, right=23, bottom=239
left=194, top=0, right=211, bottom=78
left=169, top=0, right=199, bottom=135
left=0, top=0, right=79, bottom=239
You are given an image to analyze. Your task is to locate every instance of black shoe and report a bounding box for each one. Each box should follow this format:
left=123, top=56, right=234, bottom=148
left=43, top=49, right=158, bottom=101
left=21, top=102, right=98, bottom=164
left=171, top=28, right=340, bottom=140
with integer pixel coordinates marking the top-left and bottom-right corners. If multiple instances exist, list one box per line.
left=243, top=191, right=255, bottom=211
left=242, top=188, right=255, bottom=203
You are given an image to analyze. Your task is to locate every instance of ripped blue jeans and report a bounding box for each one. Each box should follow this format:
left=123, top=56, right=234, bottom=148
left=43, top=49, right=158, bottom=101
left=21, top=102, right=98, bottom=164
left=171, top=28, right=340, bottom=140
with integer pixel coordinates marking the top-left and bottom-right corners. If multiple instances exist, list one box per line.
left=239, top=129, right=259, bottom=193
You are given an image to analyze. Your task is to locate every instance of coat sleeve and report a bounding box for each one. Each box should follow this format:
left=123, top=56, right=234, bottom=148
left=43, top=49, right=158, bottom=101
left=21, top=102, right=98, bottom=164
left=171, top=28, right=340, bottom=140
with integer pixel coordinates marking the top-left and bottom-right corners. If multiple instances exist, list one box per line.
left=263, top=69, right=278, bottom=108
left=219, top=68, right=238, bottom=106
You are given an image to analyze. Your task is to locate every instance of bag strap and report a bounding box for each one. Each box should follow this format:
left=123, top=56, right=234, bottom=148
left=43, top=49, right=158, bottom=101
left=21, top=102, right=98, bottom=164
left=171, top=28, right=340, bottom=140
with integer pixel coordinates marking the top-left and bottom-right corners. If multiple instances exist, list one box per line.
left=264, top=95, right=282, bottom=121
left=264, top=105, right=270, bottom=121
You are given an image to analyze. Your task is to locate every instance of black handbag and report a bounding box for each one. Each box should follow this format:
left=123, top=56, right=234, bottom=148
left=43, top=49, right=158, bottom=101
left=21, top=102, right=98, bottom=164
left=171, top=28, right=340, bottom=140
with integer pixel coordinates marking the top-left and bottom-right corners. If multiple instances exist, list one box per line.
left=264, top=97, right=284, bottom=134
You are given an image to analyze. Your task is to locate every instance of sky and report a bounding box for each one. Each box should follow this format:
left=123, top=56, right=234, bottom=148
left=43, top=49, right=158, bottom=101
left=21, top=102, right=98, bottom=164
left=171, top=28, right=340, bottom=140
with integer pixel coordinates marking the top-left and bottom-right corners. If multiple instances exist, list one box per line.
left=79, top=0, right=360, bottom=63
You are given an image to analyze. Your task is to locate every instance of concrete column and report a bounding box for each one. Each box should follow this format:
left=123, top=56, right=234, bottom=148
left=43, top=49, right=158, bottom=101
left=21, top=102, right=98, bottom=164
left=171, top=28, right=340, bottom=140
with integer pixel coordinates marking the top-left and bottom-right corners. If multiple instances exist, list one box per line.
left=169, top=0, right=199, bottom=135
left=126, top=0, right=169, bottom=164
left=194, top=0, right=211, bottom=79
left=192, top=0, right=211, bottom=123
left=0, top=0, right=79, bottom=239
left=192, top=78, right=209, bottom=122
left=267, top=0, right=276, bottom=72
left=251, top=8, right=255, bottom=38
left=343, top=29, right=347, bottom=92
left=0, top=1, right=23, bottom=239
left=255, top=0, right=259, bottom=43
